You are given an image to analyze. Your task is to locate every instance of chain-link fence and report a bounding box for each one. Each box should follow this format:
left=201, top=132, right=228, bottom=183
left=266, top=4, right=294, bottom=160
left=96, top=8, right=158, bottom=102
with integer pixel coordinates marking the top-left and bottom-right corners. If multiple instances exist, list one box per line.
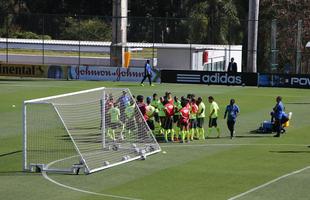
left=0, top=13, right=309, bottom=73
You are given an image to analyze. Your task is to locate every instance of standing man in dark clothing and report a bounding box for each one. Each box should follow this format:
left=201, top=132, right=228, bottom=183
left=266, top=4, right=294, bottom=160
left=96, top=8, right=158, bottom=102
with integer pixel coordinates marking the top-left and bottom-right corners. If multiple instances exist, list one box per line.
left=224, top=99, right=240, bottom=139
left=273, top=96, right=284, bottom=137
left=140, top=59, right=154, bottom=86
left=227, top=58, right=237, bottom=73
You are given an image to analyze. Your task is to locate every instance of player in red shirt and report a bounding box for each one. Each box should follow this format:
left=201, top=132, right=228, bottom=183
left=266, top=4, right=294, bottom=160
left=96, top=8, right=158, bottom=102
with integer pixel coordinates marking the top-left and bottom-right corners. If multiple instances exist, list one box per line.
left=163, top=97, right=174, bottom=142
left=189, top=98, right=199, bottom=140
left=136, top=95, right=148, bottom=120
left=166, top=92, right=174, bottom=105
left=179, top=99, right=190, bottom=143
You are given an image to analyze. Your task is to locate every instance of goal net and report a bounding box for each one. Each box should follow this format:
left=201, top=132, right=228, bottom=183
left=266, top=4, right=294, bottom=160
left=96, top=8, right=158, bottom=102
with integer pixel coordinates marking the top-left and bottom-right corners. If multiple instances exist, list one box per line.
left=23, top=87, right=161, bottom=174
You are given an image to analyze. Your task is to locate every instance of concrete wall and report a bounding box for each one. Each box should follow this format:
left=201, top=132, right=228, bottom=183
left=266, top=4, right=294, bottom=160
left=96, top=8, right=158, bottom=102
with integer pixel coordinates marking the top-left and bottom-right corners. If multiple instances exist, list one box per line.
left=157, top=45, right=242, bottom=72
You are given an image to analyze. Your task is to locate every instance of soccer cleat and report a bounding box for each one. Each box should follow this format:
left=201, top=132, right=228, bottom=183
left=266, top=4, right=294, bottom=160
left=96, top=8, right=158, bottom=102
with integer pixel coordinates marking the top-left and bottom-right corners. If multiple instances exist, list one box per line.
left=140, top=83, right=144, bottom=86
left=274, top=134, right=280, bottom=137
left=151, top=84, right=155, bottom=87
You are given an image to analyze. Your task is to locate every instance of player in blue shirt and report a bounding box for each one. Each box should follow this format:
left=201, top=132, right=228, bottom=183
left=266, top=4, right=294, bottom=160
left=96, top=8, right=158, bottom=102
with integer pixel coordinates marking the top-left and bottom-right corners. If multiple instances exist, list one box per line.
left=273, top=96, right=284, bottom=137
left=224, top=99, right=240, bottom=139
left=140, top=59, right=154, bottom=86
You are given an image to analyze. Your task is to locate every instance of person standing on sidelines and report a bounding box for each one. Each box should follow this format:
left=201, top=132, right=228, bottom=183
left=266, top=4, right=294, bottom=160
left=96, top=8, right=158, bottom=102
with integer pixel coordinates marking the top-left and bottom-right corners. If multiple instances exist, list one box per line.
left=140, top=59, right=154, bottom=86
left=273, top=96, right=284, bottom=137
left=196, top=97, right=206, bottom=140
left=224, top=99, right=240, bottom=139
left=207, top=96, right=221, bottom=138
left=227, top=57, right=237, bottom=73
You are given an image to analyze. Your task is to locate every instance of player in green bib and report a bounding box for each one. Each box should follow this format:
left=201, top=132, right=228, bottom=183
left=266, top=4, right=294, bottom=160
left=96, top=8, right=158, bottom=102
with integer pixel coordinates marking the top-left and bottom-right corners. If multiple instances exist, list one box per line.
left=151, top=93, right=160, bottom=122
left=158, top=97, right=166, bottom=136
left=108, top=103, right=125, bottom=141
left=207, top=96, right=220, bottom=138
left=197, top=97, right=206, bottom=139
left=125, top=100, right=136, bottom=137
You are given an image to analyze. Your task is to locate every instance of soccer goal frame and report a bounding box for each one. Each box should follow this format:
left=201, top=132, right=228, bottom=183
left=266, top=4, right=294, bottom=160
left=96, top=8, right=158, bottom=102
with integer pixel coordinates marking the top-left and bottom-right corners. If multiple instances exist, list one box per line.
left=23, top=87, right=161, bottom=174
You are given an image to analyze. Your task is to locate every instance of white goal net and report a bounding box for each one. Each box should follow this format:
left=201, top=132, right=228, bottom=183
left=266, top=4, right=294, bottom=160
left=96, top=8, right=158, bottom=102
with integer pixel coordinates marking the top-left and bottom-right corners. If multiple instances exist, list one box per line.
left=23, top=87, right=161, bottom=174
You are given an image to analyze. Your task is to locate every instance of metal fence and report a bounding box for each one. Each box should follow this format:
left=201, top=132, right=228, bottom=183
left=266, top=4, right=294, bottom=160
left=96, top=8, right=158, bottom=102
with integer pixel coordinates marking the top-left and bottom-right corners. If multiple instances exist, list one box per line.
left=0, top=13, right=309, bottom=73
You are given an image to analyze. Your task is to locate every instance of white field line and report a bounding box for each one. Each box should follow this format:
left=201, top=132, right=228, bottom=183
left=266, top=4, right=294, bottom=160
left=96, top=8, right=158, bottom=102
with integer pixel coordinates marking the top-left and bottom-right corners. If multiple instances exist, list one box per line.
left=160, top=143, right=308, bottom=148
left=41, top=157, right=142, bottom=200
left=227, top=165, right=310, bottom=200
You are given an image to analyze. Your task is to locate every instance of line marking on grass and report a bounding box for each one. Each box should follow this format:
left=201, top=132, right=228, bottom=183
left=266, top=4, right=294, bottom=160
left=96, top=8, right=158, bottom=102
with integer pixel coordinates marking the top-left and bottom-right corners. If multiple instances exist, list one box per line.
left=161, top=143, right=308, bottom=148
left=227, top=165, right=310, bottom=200
left=41, top=157, right=142, bottom=200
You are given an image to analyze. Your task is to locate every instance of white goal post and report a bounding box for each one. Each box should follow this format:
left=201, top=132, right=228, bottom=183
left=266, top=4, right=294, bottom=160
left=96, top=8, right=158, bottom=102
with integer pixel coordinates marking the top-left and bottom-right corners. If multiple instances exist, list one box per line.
left=23, top=87, right=161, bottom=174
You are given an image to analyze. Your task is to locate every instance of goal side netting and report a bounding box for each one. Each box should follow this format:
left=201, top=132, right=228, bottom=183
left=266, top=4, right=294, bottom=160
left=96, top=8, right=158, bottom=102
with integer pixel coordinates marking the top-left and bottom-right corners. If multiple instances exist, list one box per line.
left=23, top=87, right=161, bottom=174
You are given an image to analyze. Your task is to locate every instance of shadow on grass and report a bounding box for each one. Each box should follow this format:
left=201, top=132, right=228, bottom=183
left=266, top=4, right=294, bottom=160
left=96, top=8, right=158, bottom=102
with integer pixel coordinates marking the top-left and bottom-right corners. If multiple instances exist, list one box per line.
left=236, top=135, right=272, bottom=138
left=270, top=150, right=310, bottom=154
left=0, top=150, right=22, bottom=158
left=286, top=102, right=310, bottom=105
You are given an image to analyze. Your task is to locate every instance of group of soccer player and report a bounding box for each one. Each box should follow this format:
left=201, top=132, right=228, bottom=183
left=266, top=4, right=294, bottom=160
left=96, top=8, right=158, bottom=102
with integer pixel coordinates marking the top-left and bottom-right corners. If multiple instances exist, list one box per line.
left=141, top=92, right=240, bottom=143
left=104, top=90, right=240, bottom=143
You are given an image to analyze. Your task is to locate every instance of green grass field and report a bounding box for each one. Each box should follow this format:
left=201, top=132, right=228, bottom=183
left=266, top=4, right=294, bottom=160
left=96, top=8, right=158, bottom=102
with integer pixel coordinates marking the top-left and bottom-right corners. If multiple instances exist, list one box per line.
left=0, top=79, right=309, bottom=200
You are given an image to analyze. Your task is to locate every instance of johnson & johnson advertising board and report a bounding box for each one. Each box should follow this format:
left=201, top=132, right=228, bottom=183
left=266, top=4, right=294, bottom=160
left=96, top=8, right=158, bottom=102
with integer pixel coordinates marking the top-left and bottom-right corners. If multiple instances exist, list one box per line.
left=69, top=66, right=160, bottom=82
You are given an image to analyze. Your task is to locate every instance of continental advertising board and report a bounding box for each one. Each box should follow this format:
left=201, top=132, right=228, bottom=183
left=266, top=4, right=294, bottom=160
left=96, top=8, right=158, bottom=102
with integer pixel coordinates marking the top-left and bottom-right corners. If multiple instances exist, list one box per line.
left=69, top=66, right=161, bottom=82
left=0, top=63, right=67, bottom=79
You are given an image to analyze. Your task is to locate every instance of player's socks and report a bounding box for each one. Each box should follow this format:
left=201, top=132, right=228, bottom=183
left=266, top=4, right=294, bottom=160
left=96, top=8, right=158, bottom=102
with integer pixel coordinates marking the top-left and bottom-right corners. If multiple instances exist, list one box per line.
left=181, top=130, right=185, bottom=142
left=207, top=128, right=213, bottom=138
left=170, top=129, right=175, bottom=141
left=108, top=128, right=112, bottom=139
left=216, top=127, right=220, bottom=138
left=174, top=127, right=179, bottom=140
left=186, top=130, right=191, bottom=142
left=164, top=130, right=169, bottom=142
left=201, top=128, right=205, bottom=139
left=190, top=129, right=194, bottom=140
left=112, top=130, right=116, bottom=141
left=195, top=128, right=199, bottom=139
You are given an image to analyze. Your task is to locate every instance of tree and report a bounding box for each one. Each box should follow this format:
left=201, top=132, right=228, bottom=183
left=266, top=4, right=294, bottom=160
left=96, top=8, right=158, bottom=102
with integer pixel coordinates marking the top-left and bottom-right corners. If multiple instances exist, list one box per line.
left=60, top=17, right=112, bottom=41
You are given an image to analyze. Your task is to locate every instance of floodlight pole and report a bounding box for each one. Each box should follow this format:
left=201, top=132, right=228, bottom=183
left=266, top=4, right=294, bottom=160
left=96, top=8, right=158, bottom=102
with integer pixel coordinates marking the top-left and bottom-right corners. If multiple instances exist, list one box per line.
left=111, top=0, right=128, bottom=67
left=247, top=0, right=260, bottom=73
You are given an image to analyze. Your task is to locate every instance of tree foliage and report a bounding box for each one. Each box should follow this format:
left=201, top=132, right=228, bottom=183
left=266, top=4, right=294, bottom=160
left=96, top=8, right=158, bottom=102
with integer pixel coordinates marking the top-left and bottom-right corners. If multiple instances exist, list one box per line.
left=60, top=17, right=112, bottom=41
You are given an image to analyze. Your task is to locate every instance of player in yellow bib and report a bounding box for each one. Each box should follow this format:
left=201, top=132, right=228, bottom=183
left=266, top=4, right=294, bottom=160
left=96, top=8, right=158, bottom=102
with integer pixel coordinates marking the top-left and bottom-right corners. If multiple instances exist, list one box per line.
left=108, top=103, right=125, bottom=141
left=197, top=97, right=206, bottom=139
left=125, top=100, right=136, bottom=137
left=207, top=96, right=221, bottom=138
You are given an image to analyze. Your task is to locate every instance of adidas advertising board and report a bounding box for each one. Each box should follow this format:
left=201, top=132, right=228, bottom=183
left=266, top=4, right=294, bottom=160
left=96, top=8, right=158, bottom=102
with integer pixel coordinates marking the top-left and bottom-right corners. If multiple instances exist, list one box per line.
left=162, top=70, right=257, bottom=86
